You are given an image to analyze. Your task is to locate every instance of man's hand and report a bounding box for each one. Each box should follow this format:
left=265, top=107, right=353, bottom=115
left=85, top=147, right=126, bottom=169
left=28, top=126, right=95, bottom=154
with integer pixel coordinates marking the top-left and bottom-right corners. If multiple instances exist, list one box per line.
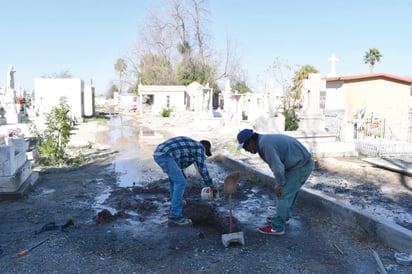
left=275, top=185, right=283, bottom=198
left=210, top=185, right=219, bottom=199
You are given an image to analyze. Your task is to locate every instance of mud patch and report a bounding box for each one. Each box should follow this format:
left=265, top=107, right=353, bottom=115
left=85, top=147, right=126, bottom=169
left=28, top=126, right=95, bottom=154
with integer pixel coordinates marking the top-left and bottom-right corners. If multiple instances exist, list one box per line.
left=97, top=175, right=243, bottom=234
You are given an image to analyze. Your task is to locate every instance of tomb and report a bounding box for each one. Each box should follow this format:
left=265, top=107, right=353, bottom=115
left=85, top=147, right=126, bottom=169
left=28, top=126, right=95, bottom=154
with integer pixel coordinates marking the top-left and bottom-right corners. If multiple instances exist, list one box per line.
left=0, top=134, right=38, bottom=199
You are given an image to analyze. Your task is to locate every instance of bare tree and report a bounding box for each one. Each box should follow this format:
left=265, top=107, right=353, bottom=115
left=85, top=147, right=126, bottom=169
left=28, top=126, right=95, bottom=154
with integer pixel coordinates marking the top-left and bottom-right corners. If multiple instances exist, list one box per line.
left=122, top=0, right=245, bottom=89
left=140, top=4, right=176, bottom=59
left=189, top=0, right=210, bottom=63
left=267, top=57, right=299, bottom=109
left=217, top=35, right=244, bottom=81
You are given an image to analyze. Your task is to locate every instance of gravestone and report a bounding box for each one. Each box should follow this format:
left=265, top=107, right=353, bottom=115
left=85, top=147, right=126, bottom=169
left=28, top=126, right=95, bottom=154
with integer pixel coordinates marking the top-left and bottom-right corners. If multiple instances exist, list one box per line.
left=298, top=73, right=326, bottom=132
left=253, top=83, right=285, bottom=133
left=2, top=66, right=24, bottom=124
left=0, top=134, right=38, bottom=199
left=222, top=78, right=243, bottom=121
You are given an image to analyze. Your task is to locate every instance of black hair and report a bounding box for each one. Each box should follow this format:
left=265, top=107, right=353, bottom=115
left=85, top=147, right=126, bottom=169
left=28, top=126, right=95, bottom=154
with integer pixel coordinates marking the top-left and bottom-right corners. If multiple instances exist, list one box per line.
left=200, top=140, right=212, bottom=156
left=244, top=133, right=258, bottom=146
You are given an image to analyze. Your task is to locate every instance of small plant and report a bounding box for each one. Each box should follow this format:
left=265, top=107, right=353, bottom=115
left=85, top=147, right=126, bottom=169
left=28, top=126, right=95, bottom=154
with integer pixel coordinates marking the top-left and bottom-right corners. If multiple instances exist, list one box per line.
left=161, top=108, right=171, bottom=117
left=30, top=97, right=72, bottom=166
left=65, top=152, right=86, bottom=167
left=284, top=109, right=299, bottom=131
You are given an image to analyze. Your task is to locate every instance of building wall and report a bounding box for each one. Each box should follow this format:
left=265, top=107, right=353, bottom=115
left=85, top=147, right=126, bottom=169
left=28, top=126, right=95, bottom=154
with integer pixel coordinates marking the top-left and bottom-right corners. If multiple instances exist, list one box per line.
left=152, top=92, right=185, bottom=113
left=324, top=81, right=344, bottom=111
left=326, top=77, right=411, bottom=140
left=83, top=85, right=95, bottom=117
left=138, top=84, right=187, bottom=114
left=34, top=78, right=84, bottom=120
left=343, top=79, right=409, bottom=122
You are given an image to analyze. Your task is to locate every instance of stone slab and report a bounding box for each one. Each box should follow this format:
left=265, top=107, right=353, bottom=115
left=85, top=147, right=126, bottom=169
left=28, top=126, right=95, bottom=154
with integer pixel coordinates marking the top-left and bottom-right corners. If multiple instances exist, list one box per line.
left=0, top=148, right=27, bottom=176
left=362, top=157, right=412, bottom=176
left=301, top=141, right=358, bottom=158
left=0, top=171, right=38, bottom=200
left=5, top=137, right=27, bottom=154
left=0, top=160, right=32, bottom=192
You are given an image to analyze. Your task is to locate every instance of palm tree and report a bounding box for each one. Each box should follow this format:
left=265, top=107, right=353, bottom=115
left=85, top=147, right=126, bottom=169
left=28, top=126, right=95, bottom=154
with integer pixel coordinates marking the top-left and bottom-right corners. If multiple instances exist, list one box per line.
left=363, top=48, right=382, bottom=73
left=291, top=65, right=319, bottom=107
left=114, top=58, right=127, bottom=94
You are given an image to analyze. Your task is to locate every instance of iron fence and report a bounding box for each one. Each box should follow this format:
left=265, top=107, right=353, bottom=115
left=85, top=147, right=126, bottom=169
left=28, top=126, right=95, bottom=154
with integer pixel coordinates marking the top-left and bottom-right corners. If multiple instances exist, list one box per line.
left=354, top=118, right=412, bottom=156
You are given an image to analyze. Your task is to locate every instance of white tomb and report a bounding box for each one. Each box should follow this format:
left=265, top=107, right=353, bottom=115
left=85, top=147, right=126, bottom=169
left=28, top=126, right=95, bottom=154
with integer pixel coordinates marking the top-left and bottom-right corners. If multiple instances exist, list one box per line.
left=0, top=134, right=38, bottom=197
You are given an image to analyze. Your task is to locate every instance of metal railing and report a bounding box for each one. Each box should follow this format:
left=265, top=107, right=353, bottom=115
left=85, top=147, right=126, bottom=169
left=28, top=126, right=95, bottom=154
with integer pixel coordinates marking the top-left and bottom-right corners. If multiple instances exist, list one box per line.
left=354, top=118, right=412, bottom=156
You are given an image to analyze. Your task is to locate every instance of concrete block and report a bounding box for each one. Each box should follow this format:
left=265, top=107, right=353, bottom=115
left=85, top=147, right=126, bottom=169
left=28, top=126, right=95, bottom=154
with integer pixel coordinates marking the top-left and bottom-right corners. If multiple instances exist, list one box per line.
left=0, top=145, right=14, bottom=176
left=14, top=151, right=28, bottom=171
left=0, top=160, right=32, bottom=192
left=221, top=231, right=245, bottom=247
left=0, top=171, right=39, bottom=200
left=6, top=137, right=26, bottom=153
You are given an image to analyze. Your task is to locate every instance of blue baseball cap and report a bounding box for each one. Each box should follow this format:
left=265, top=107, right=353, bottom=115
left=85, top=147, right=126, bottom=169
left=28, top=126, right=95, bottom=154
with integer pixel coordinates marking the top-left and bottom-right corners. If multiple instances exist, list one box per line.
left=237, top=129, right=254, bottom=150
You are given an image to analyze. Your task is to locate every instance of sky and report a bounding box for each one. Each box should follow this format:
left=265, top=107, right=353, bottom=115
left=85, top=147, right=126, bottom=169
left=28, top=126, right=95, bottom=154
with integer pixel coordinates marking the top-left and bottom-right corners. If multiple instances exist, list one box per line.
left=1, top=0, right=411, bottom=95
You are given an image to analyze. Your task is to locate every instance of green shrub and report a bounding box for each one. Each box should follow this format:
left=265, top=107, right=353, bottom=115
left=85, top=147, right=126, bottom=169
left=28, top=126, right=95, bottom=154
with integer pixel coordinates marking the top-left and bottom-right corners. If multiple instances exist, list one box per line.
left=30, top=97, right=72, bottom=166
left=284, top=109, right=299, bottom=131
left=161, top=108, right=171, bottom=117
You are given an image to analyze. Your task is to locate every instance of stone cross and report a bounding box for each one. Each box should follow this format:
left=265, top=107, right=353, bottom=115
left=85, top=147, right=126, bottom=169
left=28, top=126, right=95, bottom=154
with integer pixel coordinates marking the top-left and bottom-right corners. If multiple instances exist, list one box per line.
left=327, top=53, right=339, bottom=77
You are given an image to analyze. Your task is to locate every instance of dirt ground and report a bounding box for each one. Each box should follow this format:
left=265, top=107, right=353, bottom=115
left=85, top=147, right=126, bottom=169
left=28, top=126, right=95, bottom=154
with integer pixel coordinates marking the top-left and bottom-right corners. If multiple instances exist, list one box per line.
left=0, top=112, right=411, bottom=273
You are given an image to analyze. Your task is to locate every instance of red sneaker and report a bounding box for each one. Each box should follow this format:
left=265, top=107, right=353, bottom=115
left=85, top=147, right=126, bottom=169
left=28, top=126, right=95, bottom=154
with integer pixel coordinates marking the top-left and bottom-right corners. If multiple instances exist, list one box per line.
left=258, top=225, right=285, bottom=235
left=266, top=216, right=291, bottom=225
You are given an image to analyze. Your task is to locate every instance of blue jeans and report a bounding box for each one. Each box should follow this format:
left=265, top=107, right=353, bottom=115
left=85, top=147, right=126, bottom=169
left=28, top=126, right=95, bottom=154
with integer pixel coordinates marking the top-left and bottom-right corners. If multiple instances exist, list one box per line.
left=271, top=159, right=315, bottom=231
left=153, top=154, right=186, bottom=220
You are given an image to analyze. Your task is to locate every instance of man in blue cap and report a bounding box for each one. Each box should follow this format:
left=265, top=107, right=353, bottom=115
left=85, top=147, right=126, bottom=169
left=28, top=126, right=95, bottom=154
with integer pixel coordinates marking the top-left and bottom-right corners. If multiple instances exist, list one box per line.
left=237, top=129, right=314, bottom=235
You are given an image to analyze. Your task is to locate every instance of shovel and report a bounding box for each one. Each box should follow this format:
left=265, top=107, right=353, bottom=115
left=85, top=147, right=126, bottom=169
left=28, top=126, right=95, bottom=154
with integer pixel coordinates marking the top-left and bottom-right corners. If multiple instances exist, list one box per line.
left=221, top=171, right=244, bottom=247
left=224, top=171, right=240, bottom=233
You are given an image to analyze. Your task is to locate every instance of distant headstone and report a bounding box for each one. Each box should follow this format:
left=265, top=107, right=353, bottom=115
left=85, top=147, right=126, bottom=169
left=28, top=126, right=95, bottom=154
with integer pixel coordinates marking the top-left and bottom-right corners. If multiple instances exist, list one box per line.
left=7, top=66, right=16, bottom=90
left=223, top=78, right=232, bottom=111
left=4, top=66, right=16, bottom=104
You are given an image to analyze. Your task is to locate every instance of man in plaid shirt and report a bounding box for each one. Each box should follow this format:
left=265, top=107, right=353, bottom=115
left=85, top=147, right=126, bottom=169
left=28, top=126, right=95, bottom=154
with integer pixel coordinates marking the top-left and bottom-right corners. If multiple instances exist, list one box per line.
left=153, top=136, right=215, bottom=226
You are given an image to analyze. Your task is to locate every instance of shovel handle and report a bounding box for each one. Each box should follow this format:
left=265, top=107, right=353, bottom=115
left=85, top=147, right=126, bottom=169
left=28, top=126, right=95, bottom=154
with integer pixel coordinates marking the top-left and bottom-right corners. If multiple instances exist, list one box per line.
left=17, top=238, right=48, bottom=257
left=17, top=249, right=29, bottom=256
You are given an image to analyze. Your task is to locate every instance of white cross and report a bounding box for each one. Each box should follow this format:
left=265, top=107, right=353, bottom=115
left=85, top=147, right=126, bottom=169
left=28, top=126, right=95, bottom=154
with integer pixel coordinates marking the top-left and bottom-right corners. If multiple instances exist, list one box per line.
left=328, top=53, right=339, bottom=77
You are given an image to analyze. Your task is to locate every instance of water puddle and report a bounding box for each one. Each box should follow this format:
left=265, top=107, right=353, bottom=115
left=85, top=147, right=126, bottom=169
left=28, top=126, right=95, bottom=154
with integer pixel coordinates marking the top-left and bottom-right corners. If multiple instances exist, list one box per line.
left=93, top=114, right=166, bottom=215
left=106, top=115, right=142, bottom=188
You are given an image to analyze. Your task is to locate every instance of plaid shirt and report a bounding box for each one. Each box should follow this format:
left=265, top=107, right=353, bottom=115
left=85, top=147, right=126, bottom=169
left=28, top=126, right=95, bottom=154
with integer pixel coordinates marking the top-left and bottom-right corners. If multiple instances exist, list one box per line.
left=154, top=136, right=213, bottom=186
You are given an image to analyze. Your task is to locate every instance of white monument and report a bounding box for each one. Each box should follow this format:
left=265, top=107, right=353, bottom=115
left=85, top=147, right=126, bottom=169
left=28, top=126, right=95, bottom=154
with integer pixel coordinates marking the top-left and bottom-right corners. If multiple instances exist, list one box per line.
left=223, top=79, right=233, bottom=113
left=222, top=78, right=243, bottom=120
left=298, top=73, right=326, bottom=132
left=5, top=66, right=16, bottom=104
left=2, top=66, right=24, bottom=124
